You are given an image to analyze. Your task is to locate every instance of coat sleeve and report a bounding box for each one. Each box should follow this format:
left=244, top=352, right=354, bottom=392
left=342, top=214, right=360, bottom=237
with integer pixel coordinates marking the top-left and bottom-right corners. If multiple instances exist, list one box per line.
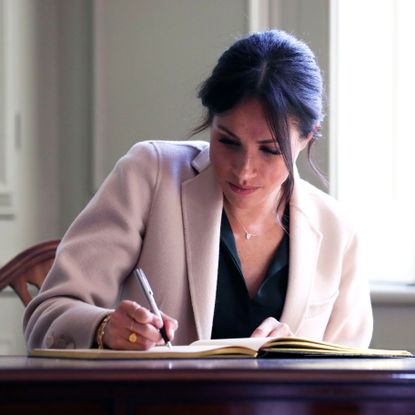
left=322, top=229, right=373, bottom=347
left=23, top=142, right=160, bottom=350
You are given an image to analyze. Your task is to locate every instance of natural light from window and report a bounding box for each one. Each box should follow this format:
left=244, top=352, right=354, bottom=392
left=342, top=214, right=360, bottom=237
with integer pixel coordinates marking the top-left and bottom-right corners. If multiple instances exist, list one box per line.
left=333, top=0, right=415, bottom=284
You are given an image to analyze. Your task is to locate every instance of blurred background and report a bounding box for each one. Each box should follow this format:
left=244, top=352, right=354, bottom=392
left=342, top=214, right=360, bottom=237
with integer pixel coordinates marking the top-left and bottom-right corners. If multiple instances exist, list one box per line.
left=1, top=0, right=414, bottom=354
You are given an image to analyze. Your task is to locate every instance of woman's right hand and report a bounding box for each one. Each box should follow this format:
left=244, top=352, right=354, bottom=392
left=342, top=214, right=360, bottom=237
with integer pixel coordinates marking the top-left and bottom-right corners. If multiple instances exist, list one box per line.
left=101, top=300, right=178, bottom=350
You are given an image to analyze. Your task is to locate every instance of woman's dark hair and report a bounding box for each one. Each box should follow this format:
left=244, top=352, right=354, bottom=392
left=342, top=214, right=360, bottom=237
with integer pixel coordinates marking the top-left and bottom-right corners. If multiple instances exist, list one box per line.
left=192, top=30, right=324, bottom=222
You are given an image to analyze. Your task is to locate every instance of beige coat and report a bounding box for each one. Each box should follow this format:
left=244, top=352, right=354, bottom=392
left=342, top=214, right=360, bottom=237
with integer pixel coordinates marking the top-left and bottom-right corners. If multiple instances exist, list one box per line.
left=24, top=140, right=373, bottom=350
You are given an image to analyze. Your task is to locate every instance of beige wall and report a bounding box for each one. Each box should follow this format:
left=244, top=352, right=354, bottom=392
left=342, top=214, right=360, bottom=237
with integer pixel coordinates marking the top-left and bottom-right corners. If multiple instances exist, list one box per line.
left=93, top=0, right=248, bottom=186
left=0, top=0, right=60, bottom=263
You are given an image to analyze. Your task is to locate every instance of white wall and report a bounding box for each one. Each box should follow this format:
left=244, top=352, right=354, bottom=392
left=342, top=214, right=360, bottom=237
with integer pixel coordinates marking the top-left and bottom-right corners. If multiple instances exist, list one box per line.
left=0, top=0, right=61, bottom=353
left=93, top=0, right=247, bottom=186
left=57, top=0, right=93, bottom=233
left=372, top=292, right=415, bottom=352
left=0, top=0, right=60, bottom=263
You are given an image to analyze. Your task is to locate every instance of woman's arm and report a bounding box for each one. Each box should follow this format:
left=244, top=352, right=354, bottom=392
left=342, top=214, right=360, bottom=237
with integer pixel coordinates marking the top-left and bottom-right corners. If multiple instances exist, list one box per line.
left=23, top=142, right=160, bottom=350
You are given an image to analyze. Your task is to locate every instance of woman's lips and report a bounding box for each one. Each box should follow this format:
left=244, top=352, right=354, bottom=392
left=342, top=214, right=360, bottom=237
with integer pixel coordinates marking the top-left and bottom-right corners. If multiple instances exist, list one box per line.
left=228, top=182, right=259, bottom=195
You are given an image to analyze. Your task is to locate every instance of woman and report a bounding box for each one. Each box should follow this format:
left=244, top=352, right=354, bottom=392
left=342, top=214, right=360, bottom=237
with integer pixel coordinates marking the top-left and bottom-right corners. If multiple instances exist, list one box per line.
left=24, top=30, right=373, bottom=351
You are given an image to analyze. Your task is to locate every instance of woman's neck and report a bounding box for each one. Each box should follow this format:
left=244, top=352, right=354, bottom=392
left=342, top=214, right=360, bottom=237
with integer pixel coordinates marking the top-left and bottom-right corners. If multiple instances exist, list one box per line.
left=223, top=199, right=285, bottom=238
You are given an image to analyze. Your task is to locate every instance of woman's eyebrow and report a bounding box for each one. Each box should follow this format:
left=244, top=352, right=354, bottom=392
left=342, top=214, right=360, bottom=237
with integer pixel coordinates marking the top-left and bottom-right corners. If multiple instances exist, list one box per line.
left=217, top=124, right=241, bottom=140
left=217, top=124, right=275, bottom=145
left=257, top=139, right=275, bottom=144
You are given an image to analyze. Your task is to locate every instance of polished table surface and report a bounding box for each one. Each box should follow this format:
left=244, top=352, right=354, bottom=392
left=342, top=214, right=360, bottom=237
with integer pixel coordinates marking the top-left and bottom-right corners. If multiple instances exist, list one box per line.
left=1, top=355, right=415, bottom=414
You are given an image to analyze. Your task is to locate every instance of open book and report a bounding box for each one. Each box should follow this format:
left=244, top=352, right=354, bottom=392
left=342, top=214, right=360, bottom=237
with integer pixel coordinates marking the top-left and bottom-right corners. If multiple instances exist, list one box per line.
left=30, top=336, right=413, bottom=359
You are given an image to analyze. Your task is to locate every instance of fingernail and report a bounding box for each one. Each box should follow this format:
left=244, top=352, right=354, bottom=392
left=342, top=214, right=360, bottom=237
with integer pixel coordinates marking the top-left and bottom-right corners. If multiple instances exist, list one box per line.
left=168, top=328, right=175, bottom=340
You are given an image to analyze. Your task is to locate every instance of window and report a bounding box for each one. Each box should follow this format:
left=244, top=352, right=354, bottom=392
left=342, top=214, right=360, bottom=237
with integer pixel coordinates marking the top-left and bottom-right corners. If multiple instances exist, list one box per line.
left=332, top=0, right=415, bottom=283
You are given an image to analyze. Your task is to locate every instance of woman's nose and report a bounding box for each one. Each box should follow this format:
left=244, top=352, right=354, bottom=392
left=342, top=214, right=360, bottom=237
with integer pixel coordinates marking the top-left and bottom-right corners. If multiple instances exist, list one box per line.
left=233, top=152, right=257, bottom=179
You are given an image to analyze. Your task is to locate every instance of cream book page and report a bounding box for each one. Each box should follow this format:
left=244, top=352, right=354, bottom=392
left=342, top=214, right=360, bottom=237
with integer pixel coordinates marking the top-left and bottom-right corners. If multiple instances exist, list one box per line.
left=192, top=336, right=413, bottom=357
left=30, top=344, right=257, bottom=359
left=30, top=336, right=413, bottom=359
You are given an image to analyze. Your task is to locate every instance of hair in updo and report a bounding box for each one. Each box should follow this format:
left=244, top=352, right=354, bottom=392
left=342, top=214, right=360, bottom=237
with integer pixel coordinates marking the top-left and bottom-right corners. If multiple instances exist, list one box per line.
left=193, top=30, right=324, bottom=221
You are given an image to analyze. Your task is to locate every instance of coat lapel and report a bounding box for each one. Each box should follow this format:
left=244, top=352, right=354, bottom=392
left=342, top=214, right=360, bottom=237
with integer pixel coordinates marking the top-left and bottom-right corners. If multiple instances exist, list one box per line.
left=280, top=180, right=323, bottom=334
left=181, top=151, right=223, bottom=340
left=181, top=150, right=323, bottom=338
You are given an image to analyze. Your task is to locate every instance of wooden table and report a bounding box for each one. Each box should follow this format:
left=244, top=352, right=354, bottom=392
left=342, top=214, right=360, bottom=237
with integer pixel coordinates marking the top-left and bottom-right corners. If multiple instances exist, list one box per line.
left=1, top=355, right=415, bottom=414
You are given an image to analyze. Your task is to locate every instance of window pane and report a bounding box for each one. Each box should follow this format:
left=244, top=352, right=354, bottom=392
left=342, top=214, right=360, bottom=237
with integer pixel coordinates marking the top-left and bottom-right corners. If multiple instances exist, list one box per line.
left=335, top=0, right=415, bottom=283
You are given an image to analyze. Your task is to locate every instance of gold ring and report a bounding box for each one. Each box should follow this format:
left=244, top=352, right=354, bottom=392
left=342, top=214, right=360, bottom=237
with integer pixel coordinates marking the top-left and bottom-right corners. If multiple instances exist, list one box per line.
left=128, top=332, right=137, bottom=344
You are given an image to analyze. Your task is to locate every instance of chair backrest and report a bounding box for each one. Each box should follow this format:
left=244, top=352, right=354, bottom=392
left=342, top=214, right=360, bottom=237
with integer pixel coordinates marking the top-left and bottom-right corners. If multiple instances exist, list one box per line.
left=0, top=240, right=60, bottom=306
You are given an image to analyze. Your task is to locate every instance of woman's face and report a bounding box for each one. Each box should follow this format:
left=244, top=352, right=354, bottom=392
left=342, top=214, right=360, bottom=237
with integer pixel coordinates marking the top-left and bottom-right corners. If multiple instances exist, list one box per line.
left=209, top=98, right=308, bottom=211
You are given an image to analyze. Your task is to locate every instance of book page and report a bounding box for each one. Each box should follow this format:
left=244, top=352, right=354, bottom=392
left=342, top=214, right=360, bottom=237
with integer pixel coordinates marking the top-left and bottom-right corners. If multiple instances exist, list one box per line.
left=30, top=344, right=257, bottom=359
left=31, top=337, right=412, bottom=359
left=191, top=337, right=270, bottom=352
left=192, top=336, right=413, bottom=357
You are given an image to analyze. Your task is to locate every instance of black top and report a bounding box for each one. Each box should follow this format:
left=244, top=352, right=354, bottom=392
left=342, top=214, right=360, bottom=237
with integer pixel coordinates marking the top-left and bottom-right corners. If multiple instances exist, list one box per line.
left=211, top=209, right=289, bottom=339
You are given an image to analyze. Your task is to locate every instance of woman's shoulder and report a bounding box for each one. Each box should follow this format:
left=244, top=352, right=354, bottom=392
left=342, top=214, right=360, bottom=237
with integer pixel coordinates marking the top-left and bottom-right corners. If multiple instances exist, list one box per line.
left=293, top=179, right=356, bottom=233
left=114, top=139, right=209, bottom=171
left=112, top=140, right=210, bottom=185
left=126, top=140, right=209, bottom=163
left=297, top=179, right=338, bottom=208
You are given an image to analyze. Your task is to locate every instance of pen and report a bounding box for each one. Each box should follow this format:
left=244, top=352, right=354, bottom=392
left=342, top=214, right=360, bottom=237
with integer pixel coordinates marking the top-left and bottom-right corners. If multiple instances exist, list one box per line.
left=134, top=268, right=173, bottom=349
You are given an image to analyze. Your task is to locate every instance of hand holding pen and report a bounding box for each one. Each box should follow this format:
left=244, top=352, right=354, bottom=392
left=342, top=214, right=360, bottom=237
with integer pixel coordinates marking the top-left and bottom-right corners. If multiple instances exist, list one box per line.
left=134, top=268, right=173, bottom=349
left=99, top=270, right=178, bottom=350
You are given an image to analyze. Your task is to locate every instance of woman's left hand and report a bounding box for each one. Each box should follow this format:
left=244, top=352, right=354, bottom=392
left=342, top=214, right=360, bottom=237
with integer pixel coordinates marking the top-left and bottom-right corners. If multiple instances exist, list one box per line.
left=251, top=317, right=293, bottom=338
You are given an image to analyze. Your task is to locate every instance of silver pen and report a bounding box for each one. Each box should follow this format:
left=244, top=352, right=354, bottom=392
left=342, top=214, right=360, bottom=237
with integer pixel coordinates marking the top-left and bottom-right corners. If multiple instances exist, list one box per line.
left=134, top=268, right=173, bottom=349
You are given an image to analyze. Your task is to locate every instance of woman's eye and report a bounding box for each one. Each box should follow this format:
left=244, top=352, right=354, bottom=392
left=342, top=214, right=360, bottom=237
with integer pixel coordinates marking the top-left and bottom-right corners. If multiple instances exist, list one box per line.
left=218, top=137, right=239, bottom=147
left=260, top=146, right=281, bottom=155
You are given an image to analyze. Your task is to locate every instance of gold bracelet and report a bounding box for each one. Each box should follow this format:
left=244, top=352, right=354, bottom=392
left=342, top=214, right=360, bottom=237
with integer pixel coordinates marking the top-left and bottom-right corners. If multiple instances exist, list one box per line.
left=96, top=314, right=111, bottom=349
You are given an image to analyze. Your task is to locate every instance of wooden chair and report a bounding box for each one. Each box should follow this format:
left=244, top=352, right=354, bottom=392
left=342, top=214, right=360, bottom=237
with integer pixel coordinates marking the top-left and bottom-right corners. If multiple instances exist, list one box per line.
left=0, top=240, right=60, bottom=306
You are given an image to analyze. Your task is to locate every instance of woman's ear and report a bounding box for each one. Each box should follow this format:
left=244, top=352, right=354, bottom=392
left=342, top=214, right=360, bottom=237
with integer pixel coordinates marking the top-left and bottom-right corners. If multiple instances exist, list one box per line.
left=303, top=123, right=320, bottom=148
left=295, top=124, right=320, bottom=154
left=297, top=130, right=314, bottom=151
